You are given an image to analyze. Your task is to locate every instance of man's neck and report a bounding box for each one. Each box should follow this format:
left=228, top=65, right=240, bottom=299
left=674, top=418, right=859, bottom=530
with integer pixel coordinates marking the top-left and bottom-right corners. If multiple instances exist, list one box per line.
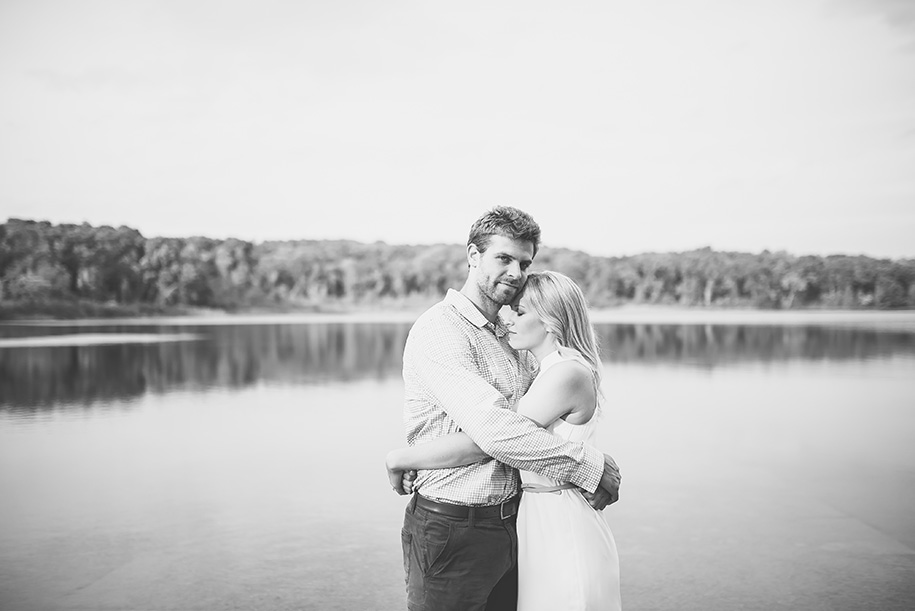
left=459, top=281, right=500, bottom=323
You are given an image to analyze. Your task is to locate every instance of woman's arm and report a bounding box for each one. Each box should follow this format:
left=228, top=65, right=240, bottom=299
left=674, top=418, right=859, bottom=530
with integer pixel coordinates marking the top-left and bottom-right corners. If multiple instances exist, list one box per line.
left=386, top=432, right=488, bottom=494
left=387, top=431, right=487, bottom=472
left=516, top=360, right=595, bottom=427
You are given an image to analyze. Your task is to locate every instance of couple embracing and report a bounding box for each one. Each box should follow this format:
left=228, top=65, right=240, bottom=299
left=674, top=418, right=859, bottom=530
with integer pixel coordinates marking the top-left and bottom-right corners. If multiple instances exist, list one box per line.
left=386, top=206, right=622, bottom=611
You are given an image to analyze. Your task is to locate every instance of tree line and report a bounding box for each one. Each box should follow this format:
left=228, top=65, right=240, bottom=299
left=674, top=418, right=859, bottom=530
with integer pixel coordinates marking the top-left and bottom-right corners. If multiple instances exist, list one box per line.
left=2, top=218, right=913, bottom=312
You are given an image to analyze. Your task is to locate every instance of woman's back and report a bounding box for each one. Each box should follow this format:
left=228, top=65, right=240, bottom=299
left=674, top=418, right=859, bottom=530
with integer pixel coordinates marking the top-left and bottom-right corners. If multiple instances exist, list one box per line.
left=516, top=350, right=621, bottom=611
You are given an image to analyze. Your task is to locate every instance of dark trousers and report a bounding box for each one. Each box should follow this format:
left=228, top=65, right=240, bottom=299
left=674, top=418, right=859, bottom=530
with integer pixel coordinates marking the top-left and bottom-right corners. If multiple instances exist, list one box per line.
left=401, top=495, right=518, bottom=611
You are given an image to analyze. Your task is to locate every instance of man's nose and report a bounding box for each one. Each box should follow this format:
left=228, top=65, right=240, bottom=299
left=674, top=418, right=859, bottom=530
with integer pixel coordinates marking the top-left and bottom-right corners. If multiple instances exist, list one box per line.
left=505, top=261, right=521, bottom=279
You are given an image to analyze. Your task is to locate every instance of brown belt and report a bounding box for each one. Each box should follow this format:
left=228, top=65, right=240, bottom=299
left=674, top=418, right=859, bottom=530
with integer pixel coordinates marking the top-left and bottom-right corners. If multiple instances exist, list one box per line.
left=414, top=494, right=520, bottom=520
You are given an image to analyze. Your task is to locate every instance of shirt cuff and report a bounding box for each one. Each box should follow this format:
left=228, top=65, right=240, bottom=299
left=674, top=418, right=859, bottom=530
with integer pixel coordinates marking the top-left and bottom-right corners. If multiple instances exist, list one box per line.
left=571, top=443, right=604, bottom=493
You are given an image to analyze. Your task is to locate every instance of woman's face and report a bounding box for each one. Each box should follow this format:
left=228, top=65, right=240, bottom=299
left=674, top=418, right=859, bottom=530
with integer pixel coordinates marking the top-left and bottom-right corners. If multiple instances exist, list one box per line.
left=504, top=294, right=550, bottom=351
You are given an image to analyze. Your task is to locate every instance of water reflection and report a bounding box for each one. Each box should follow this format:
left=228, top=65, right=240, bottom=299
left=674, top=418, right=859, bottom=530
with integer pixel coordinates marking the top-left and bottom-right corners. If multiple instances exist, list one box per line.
left=2, top=320, right=914, bottom=611
left=0, top=324, right=412, bottom=410
left=600, top=324, right=915, bottom=367
left=1, top=322, right=913, bottom=410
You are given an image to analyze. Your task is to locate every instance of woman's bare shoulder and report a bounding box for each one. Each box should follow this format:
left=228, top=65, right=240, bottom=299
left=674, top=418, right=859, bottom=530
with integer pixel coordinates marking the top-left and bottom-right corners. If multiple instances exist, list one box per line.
left=537, top=359, right=595, bottom=399
left=540, top=357, right=592, bottom=384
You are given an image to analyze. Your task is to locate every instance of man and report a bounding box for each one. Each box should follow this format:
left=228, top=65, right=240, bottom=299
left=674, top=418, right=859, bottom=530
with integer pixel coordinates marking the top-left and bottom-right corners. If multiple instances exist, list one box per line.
left=398, top=206, right=621, bottom=610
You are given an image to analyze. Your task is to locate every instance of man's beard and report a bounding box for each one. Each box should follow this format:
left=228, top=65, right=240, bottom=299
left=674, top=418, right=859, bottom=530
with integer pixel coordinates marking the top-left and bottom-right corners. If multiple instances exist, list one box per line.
left=481, top=277, right=519, bottom=306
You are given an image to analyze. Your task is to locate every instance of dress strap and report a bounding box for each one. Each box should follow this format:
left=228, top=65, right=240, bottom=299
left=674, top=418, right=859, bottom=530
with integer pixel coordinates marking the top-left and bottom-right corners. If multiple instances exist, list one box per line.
left=521, top=482, right=578, bottom=495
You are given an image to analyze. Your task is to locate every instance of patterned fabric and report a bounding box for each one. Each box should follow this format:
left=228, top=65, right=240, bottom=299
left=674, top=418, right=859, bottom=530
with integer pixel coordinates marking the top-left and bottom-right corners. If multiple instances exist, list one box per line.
left=402, top=289, right=603, bottom=506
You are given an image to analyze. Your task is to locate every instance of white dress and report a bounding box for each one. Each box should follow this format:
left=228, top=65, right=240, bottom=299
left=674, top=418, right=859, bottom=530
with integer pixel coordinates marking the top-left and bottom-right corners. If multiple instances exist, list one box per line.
left=517, top=351, right=622, bottom=611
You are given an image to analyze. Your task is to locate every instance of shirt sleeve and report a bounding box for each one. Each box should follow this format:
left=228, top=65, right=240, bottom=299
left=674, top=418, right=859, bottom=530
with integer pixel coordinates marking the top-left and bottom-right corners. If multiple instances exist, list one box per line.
left=404, top=316, right=603, bottom=492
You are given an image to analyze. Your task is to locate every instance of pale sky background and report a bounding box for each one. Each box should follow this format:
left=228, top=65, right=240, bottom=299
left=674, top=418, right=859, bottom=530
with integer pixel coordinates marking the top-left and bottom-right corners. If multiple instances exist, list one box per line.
left=1, top=0, right=914, bottom=259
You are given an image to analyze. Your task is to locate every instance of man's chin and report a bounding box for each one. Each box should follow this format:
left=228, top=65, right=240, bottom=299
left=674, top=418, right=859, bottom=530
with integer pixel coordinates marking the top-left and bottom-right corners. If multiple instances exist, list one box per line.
left=493, top=286, right=518, bottom=304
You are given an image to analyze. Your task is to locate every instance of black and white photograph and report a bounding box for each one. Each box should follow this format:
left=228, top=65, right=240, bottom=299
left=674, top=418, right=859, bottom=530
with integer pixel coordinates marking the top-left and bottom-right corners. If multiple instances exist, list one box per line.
left=1, top=1, right=914, bottom=610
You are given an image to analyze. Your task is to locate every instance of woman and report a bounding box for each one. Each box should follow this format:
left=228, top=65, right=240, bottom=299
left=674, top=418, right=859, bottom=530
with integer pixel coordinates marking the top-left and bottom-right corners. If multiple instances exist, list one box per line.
left=387, top=271, right=621, bottom=611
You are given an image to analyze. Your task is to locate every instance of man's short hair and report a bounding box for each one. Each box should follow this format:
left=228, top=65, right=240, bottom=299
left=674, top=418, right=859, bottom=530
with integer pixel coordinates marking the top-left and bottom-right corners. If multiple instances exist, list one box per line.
left=467, top=206, right=541, bottom=257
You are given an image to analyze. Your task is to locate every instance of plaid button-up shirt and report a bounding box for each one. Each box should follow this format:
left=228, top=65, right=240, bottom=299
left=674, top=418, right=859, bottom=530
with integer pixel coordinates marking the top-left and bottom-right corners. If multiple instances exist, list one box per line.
left=402, top=289, right=603, bottom=506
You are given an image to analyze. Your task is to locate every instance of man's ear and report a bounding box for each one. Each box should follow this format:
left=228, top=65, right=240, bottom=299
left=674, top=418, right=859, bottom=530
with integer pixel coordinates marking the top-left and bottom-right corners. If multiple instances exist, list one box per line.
left=467, top=244, right=481, bottom=268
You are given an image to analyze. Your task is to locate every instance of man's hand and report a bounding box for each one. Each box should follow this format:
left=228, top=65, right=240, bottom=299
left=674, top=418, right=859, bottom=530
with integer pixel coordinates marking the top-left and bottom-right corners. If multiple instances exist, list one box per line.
left=584, top=453, right=621, bottom=510
left=579, top=486, right=612, bottom=510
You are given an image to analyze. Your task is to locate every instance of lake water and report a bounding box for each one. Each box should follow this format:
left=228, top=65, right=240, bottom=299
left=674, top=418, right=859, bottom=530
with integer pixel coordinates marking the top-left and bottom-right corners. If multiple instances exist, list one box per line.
left=1, top=314, right=914, bottom=611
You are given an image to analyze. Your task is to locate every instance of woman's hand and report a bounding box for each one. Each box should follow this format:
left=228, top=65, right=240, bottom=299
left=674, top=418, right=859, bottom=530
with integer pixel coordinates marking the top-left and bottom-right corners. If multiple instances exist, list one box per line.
left=402, top=469, right=417, bottom=495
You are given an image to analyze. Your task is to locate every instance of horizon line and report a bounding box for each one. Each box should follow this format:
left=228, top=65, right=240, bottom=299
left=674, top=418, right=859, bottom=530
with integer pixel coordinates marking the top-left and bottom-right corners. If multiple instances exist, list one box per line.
left=4, top=216, right=913, bottom=263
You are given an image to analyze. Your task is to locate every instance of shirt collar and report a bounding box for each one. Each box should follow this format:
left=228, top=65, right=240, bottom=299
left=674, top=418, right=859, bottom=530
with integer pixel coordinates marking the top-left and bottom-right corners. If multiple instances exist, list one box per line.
left=445, top=289, right=509, bottom=338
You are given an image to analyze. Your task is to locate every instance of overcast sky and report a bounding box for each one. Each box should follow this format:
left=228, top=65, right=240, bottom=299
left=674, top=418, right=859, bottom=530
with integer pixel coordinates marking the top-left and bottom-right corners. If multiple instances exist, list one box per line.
left=1, top=0, right=913, bottom=259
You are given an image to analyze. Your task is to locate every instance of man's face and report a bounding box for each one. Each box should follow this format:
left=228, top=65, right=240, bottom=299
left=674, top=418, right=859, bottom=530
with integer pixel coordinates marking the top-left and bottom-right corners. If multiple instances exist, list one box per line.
left=470, top=234, right=535, bottom=306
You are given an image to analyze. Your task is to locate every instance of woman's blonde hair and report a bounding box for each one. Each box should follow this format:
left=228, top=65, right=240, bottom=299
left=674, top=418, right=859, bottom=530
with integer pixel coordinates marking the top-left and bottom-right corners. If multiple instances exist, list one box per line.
left=520, top=271, right=602, bottom=393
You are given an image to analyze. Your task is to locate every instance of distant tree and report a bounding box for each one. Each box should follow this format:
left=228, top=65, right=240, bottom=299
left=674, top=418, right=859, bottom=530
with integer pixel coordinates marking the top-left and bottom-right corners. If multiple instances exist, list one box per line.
left=46, top=223, right=98, bottom=296
left=874, top=260, right=912, bottom=309
left=0, top=219, right=65, bottom=300
left=4, top=218, right=914, bottom=312
left=90, top=225, right=145, bottom=303
left=0, top=221, right=45, bottom=299
left=211, top=238, right=257, bottom=306
left=140, top=237, right=188, bottom=305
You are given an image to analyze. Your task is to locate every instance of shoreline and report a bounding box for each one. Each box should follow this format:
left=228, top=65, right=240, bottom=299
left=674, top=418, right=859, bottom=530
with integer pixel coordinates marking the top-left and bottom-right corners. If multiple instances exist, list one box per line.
left=589, top=305, right=915, bottom=328
left=3, top=305, right=915, bottom=331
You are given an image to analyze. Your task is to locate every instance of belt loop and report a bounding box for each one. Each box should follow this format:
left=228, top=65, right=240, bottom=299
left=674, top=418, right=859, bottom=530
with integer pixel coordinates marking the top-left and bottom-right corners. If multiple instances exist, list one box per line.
left=409, top=493, right=418, bottom=512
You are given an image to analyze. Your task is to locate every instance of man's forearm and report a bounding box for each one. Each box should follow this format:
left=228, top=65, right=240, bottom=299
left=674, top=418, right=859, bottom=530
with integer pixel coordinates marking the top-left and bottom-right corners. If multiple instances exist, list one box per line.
left=407, top=333, right=603, bottom=491
left=465, top=418, right=604, bottom=493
